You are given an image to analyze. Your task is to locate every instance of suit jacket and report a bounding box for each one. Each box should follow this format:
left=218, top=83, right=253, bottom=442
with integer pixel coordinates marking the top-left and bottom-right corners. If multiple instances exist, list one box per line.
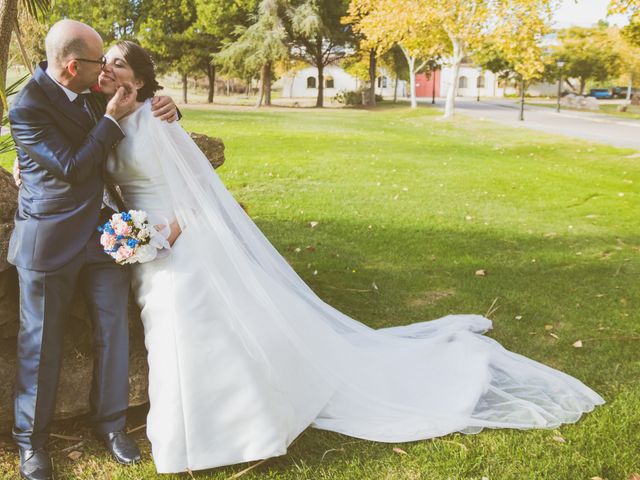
left=8, top=62, right=124, bottom=272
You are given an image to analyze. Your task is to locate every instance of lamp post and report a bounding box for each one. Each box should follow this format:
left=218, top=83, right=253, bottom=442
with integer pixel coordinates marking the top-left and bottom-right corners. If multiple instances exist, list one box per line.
left=556, top=60, right=566, bottom=113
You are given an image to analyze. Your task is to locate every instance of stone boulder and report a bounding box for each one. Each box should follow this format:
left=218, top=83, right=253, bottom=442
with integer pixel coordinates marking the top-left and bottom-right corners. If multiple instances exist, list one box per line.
left=560, top=94, right=600, bottom=111
left=190, top=132, right=225, bottom=169
left=0, top=134, right=225, bottom=432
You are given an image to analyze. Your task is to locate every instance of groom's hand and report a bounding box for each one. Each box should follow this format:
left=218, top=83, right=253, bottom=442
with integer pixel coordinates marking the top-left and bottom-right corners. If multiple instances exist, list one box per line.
left=106, top=82, right=137, bottom=121
left=12, top=157, right=22, bottom=188
left=151, top=96, right=179, bottom=123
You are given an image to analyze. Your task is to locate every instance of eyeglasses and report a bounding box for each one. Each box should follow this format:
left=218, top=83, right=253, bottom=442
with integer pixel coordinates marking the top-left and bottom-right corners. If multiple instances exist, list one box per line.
left=74, top=56, right=107, bottom=69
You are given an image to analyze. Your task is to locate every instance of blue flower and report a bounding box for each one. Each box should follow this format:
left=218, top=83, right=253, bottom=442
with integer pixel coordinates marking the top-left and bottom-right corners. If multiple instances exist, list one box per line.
left=127, top=238, right=138, bottom=248
left=105, top=227, right=115, bottom=235
left=116, top=235, right=124, bottom=241
left=121, top=212, right=132, bottom=222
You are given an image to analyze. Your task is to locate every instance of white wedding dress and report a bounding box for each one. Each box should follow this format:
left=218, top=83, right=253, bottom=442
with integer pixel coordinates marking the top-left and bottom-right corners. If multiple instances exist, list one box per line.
left=107, top=100, right=604, bottom=473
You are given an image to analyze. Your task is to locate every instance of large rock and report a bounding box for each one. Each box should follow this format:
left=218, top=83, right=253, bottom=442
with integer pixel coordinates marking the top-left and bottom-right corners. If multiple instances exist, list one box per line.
left=0, top=134, right=225, bottom=432
left=190, top=132, right=225, bottom=169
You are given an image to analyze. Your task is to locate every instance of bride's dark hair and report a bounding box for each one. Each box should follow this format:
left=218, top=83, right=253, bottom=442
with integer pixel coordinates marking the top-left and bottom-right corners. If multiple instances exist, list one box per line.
left=116, top=40, right=163, bottom=101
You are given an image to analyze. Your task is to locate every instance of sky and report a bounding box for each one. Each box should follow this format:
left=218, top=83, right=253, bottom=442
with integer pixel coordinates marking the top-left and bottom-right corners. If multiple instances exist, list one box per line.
left=553, top=0, right=629, bottom=28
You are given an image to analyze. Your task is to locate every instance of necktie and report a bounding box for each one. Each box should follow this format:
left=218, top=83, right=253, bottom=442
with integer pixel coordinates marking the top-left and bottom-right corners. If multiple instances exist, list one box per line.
left=74, top=93, right=98, bottom=125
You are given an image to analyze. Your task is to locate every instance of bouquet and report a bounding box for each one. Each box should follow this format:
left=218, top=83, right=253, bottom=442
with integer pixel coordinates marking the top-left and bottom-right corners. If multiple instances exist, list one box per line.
left=98, top=210, right=169, bottom=264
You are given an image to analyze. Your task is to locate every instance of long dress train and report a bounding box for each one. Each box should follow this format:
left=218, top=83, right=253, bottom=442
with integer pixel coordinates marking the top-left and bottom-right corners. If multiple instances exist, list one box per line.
left=106, top=101, right=604, bottom=473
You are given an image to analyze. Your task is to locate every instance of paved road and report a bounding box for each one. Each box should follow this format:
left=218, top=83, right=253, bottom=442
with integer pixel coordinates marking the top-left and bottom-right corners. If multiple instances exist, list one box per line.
left=425, top=98, right=640, bottom=151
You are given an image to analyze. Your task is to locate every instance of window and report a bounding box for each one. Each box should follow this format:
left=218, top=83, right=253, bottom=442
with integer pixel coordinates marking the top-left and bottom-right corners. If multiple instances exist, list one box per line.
left=325, top=76, right=334, bottom=88
left=459, top=76, right=468, bottom=89
left=476, top=75, right=485, bottom=88
left=307, top=77, right=317, bottom=89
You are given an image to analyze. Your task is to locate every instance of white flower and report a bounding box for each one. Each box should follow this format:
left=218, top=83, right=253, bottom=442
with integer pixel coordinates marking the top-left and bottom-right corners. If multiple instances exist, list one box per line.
left=130, top=210, right=148, bottom=229
left=131, top=244, right=158, bottom=264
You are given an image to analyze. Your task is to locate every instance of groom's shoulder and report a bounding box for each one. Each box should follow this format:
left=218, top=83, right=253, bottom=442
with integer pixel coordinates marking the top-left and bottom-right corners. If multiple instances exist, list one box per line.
left=9, top=79, right=52, bottom=123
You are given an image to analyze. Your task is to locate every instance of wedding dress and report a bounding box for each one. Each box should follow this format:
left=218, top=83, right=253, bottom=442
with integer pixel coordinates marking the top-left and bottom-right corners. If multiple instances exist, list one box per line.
left=106, top=100, right=604, bottom=473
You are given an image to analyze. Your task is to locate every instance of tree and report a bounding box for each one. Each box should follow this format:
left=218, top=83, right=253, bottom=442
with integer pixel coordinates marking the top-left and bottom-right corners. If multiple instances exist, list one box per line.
left=379, top=44, right=409, bottom=102
left=608, top=0, right=639, bottom=15
left=1, top=0, right=50, bottom=121
left=611, top=26, right=640, bottom=98
left=215, top=0, right=288, bottom=107
left=347, top=0, right=448, bottom=108
left=286, top=0, right=353, bottom=107
left=554, top=25, right=622, bottom=95
left=137, top=0, right=199, bottom=103
left=47, top=0, right=144, bottom=43
left=196, top=0, right=258, bottom=103
left=1, top=0, right=50, bottom=151
left=492, top=0, right=557, bottom=120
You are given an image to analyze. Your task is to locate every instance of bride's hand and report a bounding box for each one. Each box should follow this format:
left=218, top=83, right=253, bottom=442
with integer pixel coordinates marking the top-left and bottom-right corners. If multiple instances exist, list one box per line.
left=155, top=221, right=182, bottom=247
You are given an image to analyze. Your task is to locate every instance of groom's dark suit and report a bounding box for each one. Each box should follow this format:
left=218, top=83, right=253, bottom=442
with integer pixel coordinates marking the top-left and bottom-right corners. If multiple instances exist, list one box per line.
left=8, top=62, right=131, bottom=451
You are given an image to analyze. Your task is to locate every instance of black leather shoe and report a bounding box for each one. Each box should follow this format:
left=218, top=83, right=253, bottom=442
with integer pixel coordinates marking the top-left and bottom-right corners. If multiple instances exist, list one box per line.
left=97, top=431, right=141, bottom=465
left=19, top=448, right=53, bottom=480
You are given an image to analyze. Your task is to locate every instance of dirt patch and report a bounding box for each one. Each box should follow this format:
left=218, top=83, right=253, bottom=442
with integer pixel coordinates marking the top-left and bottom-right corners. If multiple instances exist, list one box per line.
left=407, top=289, right=456, bottom=307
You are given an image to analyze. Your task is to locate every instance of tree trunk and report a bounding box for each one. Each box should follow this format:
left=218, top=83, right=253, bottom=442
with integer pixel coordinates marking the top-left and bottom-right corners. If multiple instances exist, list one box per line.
left=579, top=78, right=585, bottom=96
left=519, top=77, right=525, bottom=121
left=182, top=74, right=188, bottom=104
left=256, top=64, right=265, bottom=108
left=255, top=62, right=271, bottom=108
left=627, top=74, right=633, bottom=100
left=393, top=75, right=398, bottom=103
left=444, top=37, right=463, bottom=119
left=13, top=20, right=33, bottom=74
left=368, top=48, right=376, bottom=106
left=316, top=60, right=324, bottom=108
left=431, top=69, right=436, bottom=104
left=400, top=46, right=417, bottom=109
left=264, top=61, right=272, bottom=106
left=0, top=0, right=19, bottom=121
left=207, top=63, right=215, bottom=103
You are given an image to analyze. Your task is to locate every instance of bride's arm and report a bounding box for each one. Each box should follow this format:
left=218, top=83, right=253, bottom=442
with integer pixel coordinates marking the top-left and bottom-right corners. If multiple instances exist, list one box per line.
left=154, top=220, right=182, bottom=247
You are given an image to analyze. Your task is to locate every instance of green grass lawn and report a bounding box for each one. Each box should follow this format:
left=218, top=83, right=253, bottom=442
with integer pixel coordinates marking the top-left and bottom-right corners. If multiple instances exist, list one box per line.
left=1, top=103, right=639, bottom=479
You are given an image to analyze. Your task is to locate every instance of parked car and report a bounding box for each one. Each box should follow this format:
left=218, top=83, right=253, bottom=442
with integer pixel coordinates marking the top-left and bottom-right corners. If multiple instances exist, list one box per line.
left=588, top=88, right=613, bottom=99
left=612, top=86, right=638, bottom=99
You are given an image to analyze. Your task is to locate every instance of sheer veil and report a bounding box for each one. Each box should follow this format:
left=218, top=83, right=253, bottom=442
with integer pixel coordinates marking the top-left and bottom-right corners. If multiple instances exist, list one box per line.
left=141, top=102, right=603, bottom=443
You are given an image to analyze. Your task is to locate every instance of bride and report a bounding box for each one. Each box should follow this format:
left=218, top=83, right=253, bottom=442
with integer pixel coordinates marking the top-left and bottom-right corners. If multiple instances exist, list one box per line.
left=100, top=41, right=604, bottom=474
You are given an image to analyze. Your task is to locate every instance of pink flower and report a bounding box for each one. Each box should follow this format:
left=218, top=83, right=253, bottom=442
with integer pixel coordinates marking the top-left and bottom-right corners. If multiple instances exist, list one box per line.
left=100, top=232, right=117, bottom=251
left=115, top=245, right=134, bottom=263
left=113, top=221, right=132, bottom=236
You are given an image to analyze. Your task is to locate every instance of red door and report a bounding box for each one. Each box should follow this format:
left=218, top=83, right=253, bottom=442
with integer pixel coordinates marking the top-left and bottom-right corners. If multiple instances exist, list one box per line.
left=415, top=70, right=440, bottom=98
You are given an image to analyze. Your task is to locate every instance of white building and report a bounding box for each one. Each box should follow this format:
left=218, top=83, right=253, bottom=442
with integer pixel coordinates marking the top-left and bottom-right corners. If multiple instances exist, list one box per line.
left=276, top=65, right=407, bottom=99
left=442, top=64, right=502, bottom=98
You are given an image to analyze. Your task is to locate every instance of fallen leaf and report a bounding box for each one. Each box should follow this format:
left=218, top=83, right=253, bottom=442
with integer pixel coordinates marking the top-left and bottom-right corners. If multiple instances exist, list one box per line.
left=544, top=324, right=554, bottom=331
left=393, top=447, right=407, bottom=455
left=627, top=474, right=640, bottom=480
left=294, top=247, right=301, bottom=253
left=309, top=221, right=319, bottom=228
left=552, top=435, right=566, bottom=443
left=475, top=269, right=487, bottom=277
left=305, top=245, right=316, bottom=252
left=67, top=451, right=82, bottom=461
left=515, top=315, right=522, bottom=320
left=372, top=281, right=379, bottom=291
left=573, top=340, right=583, bottom=348
left=549, top=332, right=559, bottom=340
left=591, top=476, right=604, bottom=480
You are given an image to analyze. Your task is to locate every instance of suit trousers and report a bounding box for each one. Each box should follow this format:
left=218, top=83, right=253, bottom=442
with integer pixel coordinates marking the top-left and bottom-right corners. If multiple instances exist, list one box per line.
left=13, top=226, right=131, bottom=450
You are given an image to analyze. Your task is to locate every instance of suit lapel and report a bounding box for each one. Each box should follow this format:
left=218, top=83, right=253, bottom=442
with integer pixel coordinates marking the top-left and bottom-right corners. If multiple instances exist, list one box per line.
left=32, top=62, right=94, bottom=133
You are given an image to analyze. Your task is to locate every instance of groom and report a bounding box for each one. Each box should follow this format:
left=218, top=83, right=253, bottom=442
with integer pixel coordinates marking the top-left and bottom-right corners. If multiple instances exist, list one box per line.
left=8, top=20, right=178, bottom=480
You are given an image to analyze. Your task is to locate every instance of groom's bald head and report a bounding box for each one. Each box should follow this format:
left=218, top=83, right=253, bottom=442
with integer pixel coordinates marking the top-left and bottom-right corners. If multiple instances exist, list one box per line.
left=45, top=19, right=103, bottom=70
